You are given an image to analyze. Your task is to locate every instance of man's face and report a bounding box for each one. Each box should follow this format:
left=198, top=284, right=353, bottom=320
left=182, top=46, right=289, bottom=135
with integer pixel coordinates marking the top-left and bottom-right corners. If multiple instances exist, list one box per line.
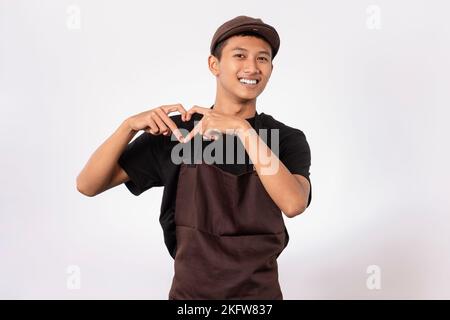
left=212, top=35, right=273, bottom=102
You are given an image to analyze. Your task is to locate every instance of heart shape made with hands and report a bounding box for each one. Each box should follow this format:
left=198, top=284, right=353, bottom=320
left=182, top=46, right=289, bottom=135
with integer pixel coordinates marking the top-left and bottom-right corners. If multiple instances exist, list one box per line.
left=180, top=106, right=241, bottom=143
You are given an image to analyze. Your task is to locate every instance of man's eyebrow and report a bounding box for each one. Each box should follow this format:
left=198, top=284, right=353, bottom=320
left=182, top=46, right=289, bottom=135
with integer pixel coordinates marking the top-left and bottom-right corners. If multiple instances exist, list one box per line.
left=231, top=47, right=271, bottom=56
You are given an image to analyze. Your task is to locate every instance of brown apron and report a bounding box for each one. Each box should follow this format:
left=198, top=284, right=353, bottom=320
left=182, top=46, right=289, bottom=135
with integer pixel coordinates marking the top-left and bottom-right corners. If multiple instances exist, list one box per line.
left=169, top=113, right=288, bottom=300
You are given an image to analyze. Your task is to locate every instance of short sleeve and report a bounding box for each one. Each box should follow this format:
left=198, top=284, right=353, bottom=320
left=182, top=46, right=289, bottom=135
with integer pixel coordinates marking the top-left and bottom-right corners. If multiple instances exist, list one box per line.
left=279, top=129, right=312, bottom=207
left=118, top=132, right=164, bottom=196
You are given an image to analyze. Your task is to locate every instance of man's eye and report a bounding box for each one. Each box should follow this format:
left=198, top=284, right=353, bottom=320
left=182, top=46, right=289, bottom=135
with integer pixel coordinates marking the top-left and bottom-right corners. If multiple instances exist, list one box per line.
left=258, top=57, right=269, bottom=61
left=234, top=54, right=245, bottom=58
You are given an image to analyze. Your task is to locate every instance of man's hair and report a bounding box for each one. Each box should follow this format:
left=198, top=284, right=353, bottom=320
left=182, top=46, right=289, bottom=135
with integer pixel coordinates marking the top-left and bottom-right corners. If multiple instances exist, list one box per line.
left=212, top=31, right=273, bottom=61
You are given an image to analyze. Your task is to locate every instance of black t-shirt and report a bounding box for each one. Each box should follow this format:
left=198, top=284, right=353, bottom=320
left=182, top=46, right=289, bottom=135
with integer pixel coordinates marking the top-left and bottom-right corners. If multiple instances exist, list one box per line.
left=118, top=109, right=312, bottom=258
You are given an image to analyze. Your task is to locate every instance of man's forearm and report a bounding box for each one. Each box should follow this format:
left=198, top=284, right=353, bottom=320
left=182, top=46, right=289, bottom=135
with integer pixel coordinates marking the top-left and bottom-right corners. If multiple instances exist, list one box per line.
left=236, top=121, right=307, bottom=218
left=76, top=119, right=137, bottom=196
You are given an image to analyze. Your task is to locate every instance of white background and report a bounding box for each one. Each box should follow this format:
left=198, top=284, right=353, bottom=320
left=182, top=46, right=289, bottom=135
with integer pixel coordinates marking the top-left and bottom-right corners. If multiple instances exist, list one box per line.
left=1, top=0, right=449, bottom=299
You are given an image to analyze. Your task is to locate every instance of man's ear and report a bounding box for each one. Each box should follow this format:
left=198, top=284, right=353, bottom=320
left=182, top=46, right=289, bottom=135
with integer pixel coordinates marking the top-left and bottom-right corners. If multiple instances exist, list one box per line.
left=208, top=55, right=220, bottom=76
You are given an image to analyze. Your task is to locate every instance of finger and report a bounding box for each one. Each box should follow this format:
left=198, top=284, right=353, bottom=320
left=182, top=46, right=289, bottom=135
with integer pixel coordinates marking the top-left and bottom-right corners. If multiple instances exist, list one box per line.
left=146, top=116, right=160, bottom=135
left=155, top=108, right=184, bottom=141
left=151, top=112, right=169, bottom=134
left=162, top=103, right=188, bottom=122
left=185, top=105, right=210, bottom=121
left=183, top=120, right=204, bottom=143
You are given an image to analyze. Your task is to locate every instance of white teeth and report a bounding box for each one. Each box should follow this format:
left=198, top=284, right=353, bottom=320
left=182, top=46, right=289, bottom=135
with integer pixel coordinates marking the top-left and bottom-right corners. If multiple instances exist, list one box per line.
left=239, top=78, right=258, bottom=85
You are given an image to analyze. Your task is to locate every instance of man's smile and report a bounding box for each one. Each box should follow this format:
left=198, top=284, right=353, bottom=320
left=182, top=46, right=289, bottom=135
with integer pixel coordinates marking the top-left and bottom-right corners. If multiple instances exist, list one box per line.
left=238, top=77, right=260, bottom=87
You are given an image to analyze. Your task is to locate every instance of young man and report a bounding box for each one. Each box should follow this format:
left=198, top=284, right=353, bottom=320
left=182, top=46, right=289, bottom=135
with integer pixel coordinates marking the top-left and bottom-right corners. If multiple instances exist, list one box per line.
left=77, top=15, right=312, bottom=299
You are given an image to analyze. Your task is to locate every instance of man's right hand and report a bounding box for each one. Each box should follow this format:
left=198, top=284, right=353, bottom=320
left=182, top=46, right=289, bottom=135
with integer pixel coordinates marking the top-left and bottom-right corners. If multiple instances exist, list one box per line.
left=126, top=104, right=188, bottom=142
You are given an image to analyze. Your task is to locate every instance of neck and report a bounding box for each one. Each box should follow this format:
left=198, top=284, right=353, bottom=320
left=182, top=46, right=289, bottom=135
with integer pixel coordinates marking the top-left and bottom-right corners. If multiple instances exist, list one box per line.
left=212, top=90, right=257, bottom=119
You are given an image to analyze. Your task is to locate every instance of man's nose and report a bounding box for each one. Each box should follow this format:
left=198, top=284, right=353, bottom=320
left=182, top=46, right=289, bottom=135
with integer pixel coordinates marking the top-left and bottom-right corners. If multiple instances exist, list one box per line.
left=243, top=59, right=260, bottom=74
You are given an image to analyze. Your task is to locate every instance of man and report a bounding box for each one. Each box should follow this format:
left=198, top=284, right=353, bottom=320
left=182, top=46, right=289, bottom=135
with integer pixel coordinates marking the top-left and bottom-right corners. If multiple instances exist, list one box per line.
left=77, top=15, right=312, bottom=299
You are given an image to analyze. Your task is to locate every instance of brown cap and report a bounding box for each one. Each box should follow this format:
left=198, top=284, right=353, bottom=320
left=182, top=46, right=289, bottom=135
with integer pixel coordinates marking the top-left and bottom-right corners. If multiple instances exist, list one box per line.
left=210, top=15, right=280, bottom=59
